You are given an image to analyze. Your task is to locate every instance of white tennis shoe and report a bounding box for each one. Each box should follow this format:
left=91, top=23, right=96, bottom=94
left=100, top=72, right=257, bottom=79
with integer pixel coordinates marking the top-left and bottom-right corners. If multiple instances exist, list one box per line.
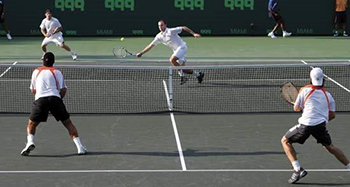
left=77, top=146, right=87, bottom=155
left=268, top=32, right=277, bottom=39
left=21, top=143, right=35, bottom=156
left=71, top=52, right=78, bottom=61
left=283, top=31, right=292, bottom=37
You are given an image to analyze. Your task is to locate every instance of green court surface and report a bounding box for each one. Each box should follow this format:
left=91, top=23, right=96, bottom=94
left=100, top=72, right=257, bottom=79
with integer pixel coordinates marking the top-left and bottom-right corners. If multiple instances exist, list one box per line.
left=0, top=36, right=350, bottom=65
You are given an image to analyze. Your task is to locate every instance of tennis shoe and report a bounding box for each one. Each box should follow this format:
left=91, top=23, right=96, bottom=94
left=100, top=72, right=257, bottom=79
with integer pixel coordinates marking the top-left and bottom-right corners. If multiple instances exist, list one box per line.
left=71, top=52, right=78, bottom=61
left=77, top=146, right=87, bottom=155
left=180, top=76, right=188, bottom=85
left=288, top=168, right=308, bottom=184
left=268, top=32, right=277, bottom=39
left=6, top=34, right=12, bottom=40
left=283, top=31, right=292, bottom=37
left=197, top=72, right=204, bottom=83
left=334, top=32, right=339, bottom=37
left=343, top=32, right=348, bottom=37
left=21, top=143, right=35, bottom=156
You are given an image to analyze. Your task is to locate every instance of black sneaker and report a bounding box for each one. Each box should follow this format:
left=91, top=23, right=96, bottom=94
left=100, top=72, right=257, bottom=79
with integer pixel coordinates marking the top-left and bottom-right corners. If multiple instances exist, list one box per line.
left=288, top=168, right=308, bottom=184
left=180, top=76, right=188, bottom=85
left=197, top=72, right=204, bottom=83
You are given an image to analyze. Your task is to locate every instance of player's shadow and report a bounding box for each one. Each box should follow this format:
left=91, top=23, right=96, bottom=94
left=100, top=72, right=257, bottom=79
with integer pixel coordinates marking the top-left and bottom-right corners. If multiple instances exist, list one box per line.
left=28, top=149, right=285, bottom=157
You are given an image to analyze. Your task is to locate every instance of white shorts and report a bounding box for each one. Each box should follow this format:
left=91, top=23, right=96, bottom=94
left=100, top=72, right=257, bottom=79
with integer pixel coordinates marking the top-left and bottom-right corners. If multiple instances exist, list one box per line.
left=41, top=32, right=64, bottom=47
left=172, top=45, right=187, bottom=63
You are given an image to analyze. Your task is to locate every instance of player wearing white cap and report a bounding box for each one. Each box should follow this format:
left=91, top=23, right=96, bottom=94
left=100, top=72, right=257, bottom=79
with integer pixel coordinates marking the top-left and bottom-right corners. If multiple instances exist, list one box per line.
left=281, top=67, right=350, bottom=184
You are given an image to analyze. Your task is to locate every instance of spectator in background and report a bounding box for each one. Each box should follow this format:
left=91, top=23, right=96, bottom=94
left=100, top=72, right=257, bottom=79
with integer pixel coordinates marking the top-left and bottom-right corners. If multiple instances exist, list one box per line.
left=0, top=0, right=12, bottom=40
left=334, top=0, right=349, bottom=36
left=267, top=0, right=292, bottom=38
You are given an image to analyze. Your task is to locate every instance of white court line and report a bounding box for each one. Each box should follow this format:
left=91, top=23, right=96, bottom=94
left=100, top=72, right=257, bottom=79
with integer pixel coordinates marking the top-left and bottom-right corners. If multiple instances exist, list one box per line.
left=0, top=169, right=349, bottom=174
left=162, top=80, right=187, bottom=171
left=301, top=60, right=350, bottom=93
left=0, top=61, right=17, bottom=78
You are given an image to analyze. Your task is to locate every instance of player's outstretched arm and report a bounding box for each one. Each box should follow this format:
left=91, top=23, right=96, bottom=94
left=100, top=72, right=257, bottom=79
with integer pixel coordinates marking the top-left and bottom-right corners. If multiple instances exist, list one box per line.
left=136, top=44, right=154, bottom=58
left=182, top=26, right=201, bottom=38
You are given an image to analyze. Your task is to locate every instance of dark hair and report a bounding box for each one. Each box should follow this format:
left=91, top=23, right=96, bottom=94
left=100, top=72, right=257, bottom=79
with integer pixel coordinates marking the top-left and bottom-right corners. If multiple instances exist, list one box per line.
left=158, top=20, right=167, bottom=25
left=43, top=52, right=55, bottom=67
left=45, top=9, right=52, bottom=14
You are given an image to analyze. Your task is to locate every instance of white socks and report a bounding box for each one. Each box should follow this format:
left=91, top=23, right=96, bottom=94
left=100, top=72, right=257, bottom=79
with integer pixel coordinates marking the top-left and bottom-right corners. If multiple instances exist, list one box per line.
left=73, top=137, right=83, bottom=149
left=27, top=134, right=35, bottom=144
left=292, top=160, right=301, bottom=172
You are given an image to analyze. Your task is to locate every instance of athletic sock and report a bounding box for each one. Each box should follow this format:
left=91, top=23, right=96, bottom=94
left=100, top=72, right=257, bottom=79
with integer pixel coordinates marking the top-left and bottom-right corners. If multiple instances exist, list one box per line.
left=73, top=137, right=83, bottom=148
left=178, top=70, right=184, bottom=77
left=193, top=71, right=199, bottom=77
left=27, top=134, right=34, bottom=144
left=292, top=160, right=301, bottom=172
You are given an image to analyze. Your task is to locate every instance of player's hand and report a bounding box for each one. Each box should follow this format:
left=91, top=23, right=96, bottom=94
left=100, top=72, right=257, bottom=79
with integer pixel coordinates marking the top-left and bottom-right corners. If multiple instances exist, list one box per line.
left=193, top=33, right=201, bottom=38
left=136, top=52, right=143, bottom=58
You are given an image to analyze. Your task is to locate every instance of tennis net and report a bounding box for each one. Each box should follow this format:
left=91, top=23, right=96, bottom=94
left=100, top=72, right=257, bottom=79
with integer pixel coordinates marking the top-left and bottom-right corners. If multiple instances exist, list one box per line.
left=1, top=63, right=350, bottom=114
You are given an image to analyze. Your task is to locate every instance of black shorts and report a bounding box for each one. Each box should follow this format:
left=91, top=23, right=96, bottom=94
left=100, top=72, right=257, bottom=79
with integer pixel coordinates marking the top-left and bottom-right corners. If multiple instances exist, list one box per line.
left=284, top=122, right=332, bottom=146
left=335, top=11, right=346, bottom=24
left=29, top=96, right=70, bottom=122
left=0, top=14, right=4, bottom=23
left=269, top=12, right=282, bottom=22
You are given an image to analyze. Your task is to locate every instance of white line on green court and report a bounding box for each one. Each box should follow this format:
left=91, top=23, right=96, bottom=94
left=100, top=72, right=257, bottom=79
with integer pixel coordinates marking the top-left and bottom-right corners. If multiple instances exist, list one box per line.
left=162, top=80, right=187, bottom=171
left=0, top=169, right=349, bottom=174
left=0, top=61, right=17, bottom=78
left=301, top=60, right=350, bottom=93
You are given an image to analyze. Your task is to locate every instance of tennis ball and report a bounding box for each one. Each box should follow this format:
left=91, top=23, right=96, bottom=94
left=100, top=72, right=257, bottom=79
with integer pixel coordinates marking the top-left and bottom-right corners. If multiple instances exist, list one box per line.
left=120, top=37, right=125, bottom=41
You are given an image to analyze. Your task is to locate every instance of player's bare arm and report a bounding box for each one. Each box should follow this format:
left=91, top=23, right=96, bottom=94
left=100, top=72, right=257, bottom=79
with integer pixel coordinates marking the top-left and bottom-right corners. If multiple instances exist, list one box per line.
left=182, top=26, right=201, bottom=38
left=60, top=88, right=67, bottom=99
left=41, top=29, right=49, bottom=37
left=136, top=44, right=154, bottom=58
left=52, top=27, right=63, bottom=35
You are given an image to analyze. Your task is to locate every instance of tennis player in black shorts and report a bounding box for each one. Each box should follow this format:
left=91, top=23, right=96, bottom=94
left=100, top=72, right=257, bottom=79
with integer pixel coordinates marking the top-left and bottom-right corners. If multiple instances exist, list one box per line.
left=21, top=52, right=87, bottom=156
left=281, top=68, right=350, bottom=184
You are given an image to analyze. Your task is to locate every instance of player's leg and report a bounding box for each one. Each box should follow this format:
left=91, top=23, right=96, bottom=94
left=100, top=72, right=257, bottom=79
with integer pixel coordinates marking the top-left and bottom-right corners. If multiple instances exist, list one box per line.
left=324, top=144, right=350, bottom=167
left=311, top=123, right=350, bottom=168
left=342, top=12, right=347, bottom=36
left=0, top=20, right=12, bottom=39
left=170, top=55, right=188, bottom=85
left=334, top=13, right=340, bottom=36
left=282, top=124, right=309, bottom=183
left=41, top=37, right=52, bottom=59
left=21, top=98, right=49, bottom=156
left=54, top=34, right=77, bottom=60
left=279, top=18, right=292, bottom=37
left=50, top=96, right=87, bottom=154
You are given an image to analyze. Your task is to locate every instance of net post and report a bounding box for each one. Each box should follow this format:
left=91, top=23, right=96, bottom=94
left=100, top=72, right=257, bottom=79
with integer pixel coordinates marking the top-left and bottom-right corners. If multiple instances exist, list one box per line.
left=168, top=68, right=173, bottom=111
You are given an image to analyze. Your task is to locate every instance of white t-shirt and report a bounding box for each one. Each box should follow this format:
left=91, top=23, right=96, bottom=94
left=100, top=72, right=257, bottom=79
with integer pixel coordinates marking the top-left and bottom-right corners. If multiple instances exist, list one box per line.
left=30, top=68, right=66, bottom=100
left=294, top=86, right=335, bottom=126
left=39, top=17, right=62, bottom=36
left=151, top=27, right=187, bottom=51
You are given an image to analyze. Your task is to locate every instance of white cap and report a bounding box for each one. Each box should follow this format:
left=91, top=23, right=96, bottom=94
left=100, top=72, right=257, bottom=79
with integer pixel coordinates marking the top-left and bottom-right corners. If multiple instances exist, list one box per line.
left=310, top=67, right=324, bottom=86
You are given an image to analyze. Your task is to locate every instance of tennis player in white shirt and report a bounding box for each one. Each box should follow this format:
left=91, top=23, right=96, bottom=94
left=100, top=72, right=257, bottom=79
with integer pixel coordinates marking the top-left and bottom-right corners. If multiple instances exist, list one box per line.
left=40, top=9, right=77, bottom=60
left=281, top=67, right=350, bottom=184
left=136, top=20, right=204, bottom=85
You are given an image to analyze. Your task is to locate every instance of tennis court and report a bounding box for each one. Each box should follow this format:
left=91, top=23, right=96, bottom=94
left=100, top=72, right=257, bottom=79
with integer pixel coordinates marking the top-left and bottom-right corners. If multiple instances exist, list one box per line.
left=1, top=36, right=350, bottom=187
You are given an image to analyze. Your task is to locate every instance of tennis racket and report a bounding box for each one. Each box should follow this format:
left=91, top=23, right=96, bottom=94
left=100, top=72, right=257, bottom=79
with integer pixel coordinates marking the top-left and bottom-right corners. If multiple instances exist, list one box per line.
left=113, top=46, right=136, bottom=58
left=281, top=82, right=299, bottom=105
